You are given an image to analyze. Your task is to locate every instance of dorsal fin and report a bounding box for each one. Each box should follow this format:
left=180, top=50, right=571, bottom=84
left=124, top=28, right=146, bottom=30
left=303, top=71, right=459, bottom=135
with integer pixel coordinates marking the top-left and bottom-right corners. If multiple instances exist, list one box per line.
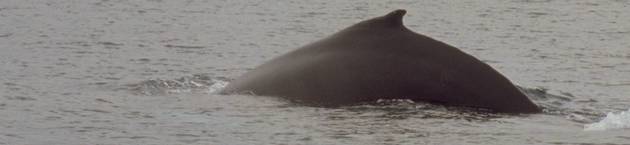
left=338, top=9, right=408, bottom=32
left=352, top=9, right=407, bottom=28
left=383, top=9, right=406, bottom=26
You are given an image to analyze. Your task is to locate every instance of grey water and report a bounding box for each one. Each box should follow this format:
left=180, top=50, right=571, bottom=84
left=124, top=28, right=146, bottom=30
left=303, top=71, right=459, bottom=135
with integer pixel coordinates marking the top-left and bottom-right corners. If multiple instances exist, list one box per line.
left=1, top=0, right=629, bottom=144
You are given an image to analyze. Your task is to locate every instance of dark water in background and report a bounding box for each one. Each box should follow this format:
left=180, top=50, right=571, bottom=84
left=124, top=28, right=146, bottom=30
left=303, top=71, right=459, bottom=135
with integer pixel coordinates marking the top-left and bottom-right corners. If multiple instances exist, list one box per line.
left=1, top=0, right=629, bottom=144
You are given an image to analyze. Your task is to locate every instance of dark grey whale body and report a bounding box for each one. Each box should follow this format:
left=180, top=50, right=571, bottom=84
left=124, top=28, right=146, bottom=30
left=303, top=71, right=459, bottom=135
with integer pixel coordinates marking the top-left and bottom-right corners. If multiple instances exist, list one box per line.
left=221, top=9, right=541, bottom=113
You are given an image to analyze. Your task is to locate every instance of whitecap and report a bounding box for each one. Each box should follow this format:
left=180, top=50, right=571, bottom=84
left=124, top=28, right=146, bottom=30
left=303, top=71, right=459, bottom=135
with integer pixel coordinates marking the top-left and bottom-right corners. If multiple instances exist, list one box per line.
left=208, top=79, right=229, bottom=94
left=584, top=108, right=630, bottom=131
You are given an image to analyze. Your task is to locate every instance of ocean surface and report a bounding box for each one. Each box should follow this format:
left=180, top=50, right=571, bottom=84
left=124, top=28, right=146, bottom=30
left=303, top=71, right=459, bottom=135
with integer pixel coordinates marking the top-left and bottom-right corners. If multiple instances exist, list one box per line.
left=1, top=0, right=629, bottom=144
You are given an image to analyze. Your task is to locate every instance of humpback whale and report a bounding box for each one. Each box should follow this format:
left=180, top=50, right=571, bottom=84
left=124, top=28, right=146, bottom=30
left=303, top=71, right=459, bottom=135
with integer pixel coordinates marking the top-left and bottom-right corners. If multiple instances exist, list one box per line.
left=221, top=9, right=541, bottom=113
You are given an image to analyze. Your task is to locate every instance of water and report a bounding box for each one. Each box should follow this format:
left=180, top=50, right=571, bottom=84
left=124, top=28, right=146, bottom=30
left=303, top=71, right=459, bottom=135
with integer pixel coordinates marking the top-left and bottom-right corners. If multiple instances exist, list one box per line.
left=1, top=0, right=629, bottom=144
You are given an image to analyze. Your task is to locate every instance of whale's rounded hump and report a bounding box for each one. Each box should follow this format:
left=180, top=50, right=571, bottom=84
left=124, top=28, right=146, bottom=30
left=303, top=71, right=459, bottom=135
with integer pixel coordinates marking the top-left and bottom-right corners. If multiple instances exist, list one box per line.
left=222, top=9, right=542, bottom=114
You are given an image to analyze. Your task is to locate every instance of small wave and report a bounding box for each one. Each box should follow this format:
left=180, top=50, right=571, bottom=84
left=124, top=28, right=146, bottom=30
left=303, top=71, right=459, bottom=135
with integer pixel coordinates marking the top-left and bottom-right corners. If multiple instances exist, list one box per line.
left=584, top=109, right=630, bottom=131
left=517, top=86, right=606, bottom=123
left=344, top=99, right=501, bottom=121
left=127, top=74, right=229, bottom=95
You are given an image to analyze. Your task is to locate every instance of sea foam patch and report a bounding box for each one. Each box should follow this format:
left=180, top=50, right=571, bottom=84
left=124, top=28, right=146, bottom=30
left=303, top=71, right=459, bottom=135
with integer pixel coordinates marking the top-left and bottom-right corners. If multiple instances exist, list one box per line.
left=584, top=109, right=630, bottom=131
left=208, top=79, right=229, bottom=94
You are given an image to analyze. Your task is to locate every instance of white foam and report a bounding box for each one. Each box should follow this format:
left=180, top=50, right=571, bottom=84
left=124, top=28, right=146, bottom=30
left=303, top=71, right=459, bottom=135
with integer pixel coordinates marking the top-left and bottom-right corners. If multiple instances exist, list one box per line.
left=208, top=79, right=229, bottom=94
left=584, top=108, right=630, bottom=131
